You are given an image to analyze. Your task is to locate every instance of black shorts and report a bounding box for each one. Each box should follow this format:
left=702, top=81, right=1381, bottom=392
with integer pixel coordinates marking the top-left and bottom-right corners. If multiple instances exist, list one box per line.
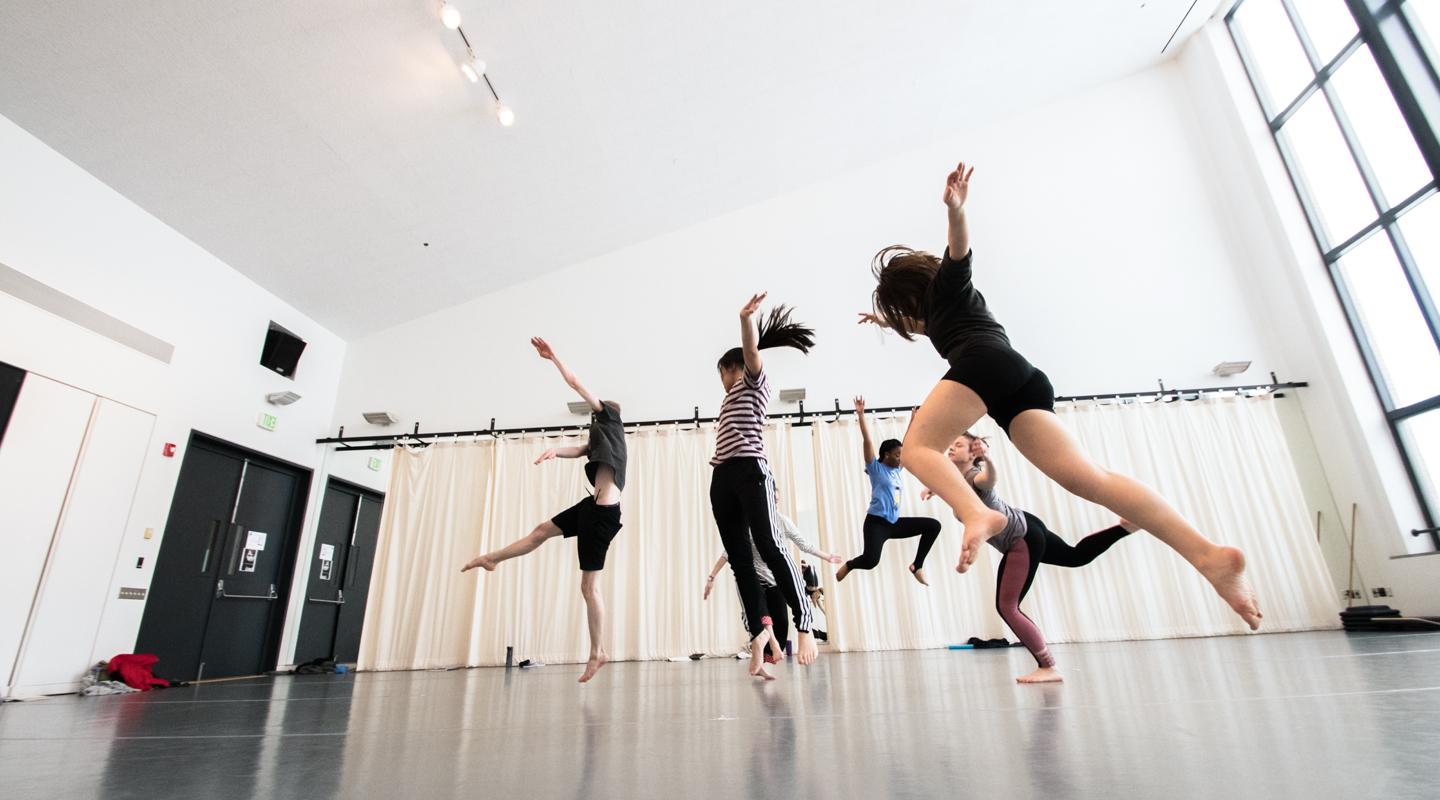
left=551, top=497, right=622, bottom=571
left=942, top=345, right=1055, bottom=434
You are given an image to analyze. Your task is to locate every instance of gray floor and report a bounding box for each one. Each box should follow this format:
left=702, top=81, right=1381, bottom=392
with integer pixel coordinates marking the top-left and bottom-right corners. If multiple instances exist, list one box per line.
left=1, top=631, right=1437, bottom=799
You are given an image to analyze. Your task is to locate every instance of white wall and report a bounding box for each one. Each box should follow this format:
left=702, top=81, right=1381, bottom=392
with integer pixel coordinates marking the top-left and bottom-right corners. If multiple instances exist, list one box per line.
left=334, top=61, right=1288, bottom=437
left=332, top=44, right=1438, bottom=618
left=1176, top=22, right=1438, bottom=612
left=0, top=112, right=348, bottom=670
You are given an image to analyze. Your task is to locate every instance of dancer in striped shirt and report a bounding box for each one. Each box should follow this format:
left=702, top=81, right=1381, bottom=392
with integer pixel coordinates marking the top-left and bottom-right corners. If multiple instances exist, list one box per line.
left=711, top=292, right=818, bottom=678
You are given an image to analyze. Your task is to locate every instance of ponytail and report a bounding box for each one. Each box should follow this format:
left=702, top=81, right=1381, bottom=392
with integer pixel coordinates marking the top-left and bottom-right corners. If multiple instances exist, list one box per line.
left=717, top=304, right=815, bottom=370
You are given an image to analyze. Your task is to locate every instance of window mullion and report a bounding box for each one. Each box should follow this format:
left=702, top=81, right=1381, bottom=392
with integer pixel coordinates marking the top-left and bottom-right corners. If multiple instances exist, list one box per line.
left=1385, top=225, right=1440, bottom=354
left=1348, top=0, right=1440, bottom=185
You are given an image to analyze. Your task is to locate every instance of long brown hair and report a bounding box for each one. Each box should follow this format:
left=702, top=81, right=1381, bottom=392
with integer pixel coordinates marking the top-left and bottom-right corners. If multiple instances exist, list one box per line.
left=871, top=245, right=940, bottom=341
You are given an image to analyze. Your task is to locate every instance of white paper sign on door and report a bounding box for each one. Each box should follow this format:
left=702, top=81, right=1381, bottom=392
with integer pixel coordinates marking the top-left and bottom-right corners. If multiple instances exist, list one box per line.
left=319, top=544, right=335, bottom=561
left=246, top=531, right=268, bottom=551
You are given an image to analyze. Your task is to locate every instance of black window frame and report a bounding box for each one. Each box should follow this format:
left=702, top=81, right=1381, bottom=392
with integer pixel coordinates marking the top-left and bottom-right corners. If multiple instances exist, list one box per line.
left=1226, top=0, right=1440, bottom=547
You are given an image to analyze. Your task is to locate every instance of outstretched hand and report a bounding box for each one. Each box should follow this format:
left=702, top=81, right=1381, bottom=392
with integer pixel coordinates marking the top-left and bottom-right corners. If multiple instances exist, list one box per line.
left=530, top=336, right=555, bottom=361
left=826, top=554, right=844, bottom=565
left=943, top=161, right=975, bottom=210
left=853, top=395, right=866, bottom=414
left=703, top=579, right=714, bottom=601
left=740, top=292, right=767, bottom=319
left=534, top=449, right=558, bottom=465
left=856, top=312, right=888, bottom=328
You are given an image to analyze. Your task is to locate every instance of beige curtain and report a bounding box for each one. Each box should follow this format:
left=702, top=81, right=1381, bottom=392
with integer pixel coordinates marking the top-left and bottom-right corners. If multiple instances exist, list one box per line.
left=812, top=394, right=1339, bottom=652
left=360, top=396, right=1337, bottom=671
left=359, top=423, right=797, bottom=670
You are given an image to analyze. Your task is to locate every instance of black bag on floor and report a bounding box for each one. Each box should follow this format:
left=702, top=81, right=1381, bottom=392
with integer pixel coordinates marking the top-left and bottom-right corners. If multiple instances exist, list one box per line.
left=294, top=657, right=337, bottom=675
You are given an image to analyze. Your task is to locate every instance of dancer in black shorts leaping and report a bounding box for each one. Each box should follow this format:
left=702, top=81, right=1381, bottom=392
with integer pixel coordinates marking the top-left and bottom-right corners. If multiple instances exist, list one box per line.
left=462, top=337, right=627, bottom=682
left=860, top=160, right=1261, bottom=630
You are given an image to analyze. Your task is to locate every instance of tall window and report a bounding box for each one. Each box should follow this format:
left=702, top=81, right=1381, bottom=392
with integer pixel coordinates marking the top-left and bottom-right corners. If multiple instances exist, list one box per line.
left=1228, top=0, right=1440, bottom=544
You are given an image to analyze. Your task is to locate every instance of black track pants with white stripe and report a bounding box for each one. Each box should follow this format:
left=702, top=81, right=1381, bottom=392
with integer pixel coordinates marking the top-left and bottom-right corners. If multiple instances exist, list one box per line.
left=710, top=457, right=813, bottom=637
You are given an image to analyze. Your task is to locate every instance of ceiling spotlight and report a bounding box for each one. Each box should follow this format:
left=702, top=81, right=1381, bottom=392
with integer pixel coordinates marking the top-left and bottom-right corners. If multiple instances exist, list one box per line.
left=459, top=61, right=482, bottom=82
left=363, top=411, right=399, bottom=426
left=266, top=391, right=302, bottom=406
left=440, top=3, right=462, bottom=29
left=496, top=104, right=515, bottom=126
left=1212, top=360, right=1252, bottom=377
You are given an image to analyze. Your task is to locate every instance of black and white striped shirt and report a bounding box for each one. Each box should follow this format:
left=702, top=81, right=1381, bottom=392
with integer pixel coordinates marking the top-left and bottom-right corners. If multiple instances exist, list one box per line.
left=711, top=367, right=770, bottom=465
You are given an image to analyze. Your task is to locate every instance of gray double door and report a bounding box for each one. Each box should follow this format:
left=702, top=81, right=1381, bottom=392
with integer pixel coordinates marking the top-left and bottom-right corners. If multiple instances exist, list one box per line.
left=293, top=480, right=383, bottom=666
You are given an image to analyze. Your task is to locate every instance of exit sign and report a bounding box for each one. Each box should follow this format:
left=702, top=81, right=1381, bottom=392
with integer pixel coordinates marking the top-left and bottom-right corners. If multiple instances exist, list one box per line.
left=367, top=457, right=383, bottom=471
left=257, top=412, right=278, bottom=432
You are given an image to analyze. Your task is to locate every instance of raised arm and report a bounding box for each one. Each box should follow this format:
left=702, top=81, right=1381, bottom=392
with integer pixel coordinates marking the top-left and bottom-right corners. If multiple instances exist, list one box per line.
left=854, top=395, right=876, bottom=465
left=971, top=458, right=997, bottom=493
left=739, top=292, right=767, bottom=376
left=970, top=437, right=997, bottom=493
left=943, top=161, right=975, bottom=259
left=531, top=337, right=603, bottom=413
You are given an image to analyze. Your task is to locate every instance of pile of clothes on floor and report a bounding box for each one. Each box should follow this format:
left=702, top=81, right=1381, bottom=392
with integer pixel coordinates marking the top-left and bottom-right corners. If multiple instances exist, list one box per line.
left=80, top=654, right=180, bottom=696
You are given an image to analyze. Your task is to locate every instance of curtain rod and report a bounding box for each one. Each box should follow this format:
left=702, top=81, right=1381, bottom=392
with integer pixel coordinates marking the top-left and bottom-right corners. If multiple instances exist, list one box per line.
left=317, top=377, right=1308, bottom=452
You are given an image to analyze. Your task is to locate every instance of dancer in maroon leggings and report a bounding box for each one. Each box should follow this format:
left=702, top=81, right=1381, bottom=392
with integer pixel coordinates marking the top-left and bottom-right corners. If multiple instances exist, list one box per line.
left=931, top=434, right=1137, bottom=683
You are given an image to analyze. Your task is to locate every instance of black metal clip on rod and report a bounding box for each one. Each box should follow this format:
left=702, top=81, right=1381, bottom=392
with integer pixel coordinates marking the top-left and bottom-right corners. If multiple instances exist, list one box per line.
left=1411, top=526, right=1440, bottom=537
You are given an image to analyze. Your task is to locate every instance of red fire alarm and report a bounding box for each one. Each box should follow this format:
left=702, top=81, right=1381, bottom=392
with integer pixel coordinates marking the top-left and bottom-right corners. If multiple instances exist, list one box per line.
left=162, top=443, right=176, bottom=458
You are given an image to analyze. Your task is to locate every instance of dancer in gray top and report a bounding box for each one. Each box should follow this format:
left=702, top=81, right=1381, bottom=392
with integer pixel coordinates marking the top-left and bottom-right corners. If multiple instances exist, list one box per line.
left=461, top=337, right=625, bottom=684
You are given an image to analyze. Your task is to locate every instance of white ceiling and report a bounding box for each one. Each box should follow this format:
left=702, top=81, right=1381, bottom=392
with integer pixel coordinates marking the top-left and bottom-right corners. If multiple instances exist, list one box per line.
left=0, top=1, right=1218, bottom=337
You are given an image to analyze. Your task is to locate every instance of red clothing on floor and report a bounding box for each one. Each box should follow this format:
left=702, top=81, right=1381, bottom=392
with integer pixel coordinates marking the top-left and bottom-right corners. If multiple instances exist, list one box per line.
left=108, top=654, right=170, bottom=691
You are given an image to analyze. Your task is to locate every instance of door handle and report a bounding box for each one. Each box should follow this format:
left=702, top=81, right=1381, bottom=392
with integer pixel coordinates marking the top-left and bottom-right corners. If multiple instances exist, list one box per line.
left=344, top=544, right=359, bottom=588
left=200, top=520, right=222, bottom=574
left=215, top=580, right=277, bottom=601
left=307, top=590, right=346, bottom=606
left=227, top=523, right=247, bottom=575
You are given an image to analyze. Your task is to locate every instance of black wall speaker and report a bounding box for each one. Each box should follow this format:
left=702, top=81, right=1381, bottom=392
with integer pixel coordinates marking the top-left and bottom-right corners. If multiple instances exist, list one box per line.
left=260, top=322, right=307, bottom=378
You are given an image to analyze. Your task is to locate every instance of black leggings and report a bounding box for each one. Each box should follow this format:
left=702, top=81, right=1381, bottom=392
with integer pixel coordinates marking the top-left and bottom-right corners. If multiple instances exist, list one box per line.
left=710, top=458, right=813, bottom=638
left=732, top=583, right=791, bottom=650
left=994, top=512, right=1131, bottom=667
left=845, top=514, right=943, bottom=572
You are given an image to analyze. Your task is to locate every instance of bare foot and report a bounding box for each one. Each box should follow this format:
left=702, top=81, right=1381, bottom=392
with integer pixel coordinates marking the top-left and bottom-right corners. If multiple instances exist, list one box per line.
left=749, top=630, right=776, bottom=679
left=835, top=564, right=850, bottom=582
left=955, top=509, right=1005, bottom=573
left=795, top=631, right=818, bottom=665
left=909, top=564, right=929, bottom=586
left=578, top=651, right=608, bottom=683
left=461, top=555, right=496, bottom=573
left=1200, top=546, right=1263, bottom=630
left=1017, top=666, right=1063, bottom=684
